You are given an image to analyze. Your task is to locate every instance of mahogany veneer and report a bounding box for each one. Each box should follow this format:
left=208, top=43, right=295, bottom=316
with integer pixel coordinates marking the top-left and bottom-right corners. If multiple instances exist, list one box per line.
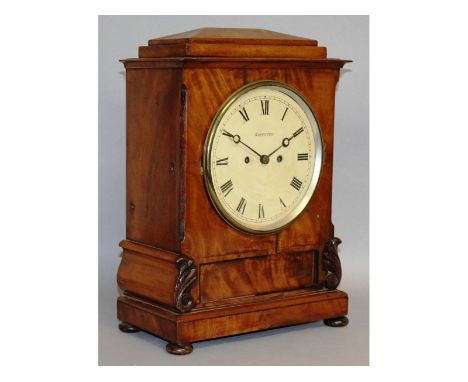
left=117, top=28, right=350, bottom=354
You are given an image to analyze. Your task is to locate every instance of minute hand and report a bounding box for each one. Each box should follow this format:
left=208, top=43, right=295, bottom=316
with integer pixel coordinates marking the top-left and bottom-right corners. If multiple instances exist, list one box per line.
left=267, top=127, right=305, bottom=157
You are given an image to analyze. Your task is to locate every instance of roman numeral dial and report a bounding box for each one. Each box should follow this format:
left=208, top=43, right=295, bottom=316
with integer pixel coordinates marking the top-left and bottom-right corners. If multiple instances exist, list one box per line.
left=239, top=107, right=249, bottom=122
left=281, top=107, right=288, bottom=121
left=205, top=83, right=322, bottom=234
left=258, top=204, right=265, bottom=219
left=220, top=179, right=233, bottom=196
left=236, top=197, right=247, bottom=214
left=216, top=157, right=229, bottom=166
left=261, top=100, right=269, bottom=115
left=290, top=177, right=303, bottom=191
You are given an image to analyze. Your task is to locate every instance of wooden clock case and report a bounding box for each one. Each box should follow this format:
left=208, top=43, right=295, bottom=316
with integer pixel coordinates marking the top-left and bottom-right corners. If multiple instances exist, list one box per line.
left=116, top=28, right=350, bottom=355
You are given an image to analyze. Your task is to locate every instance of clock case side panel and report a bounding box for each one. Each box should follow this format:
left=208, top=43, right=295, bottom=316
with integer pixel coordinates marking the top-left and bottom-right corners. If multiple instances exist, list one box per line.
left=124, top=67, right=185, bottom=251
left=118, top=65, right=198, bottom=311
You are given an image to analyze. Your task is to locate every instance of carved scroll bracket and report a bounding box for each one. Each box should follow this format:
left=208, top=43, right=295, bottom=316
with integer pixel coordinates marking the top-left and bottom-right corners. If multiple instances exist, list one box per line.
left=322, top=237, right=342, bottom=290
left=175, top=256, right=197, bottom=312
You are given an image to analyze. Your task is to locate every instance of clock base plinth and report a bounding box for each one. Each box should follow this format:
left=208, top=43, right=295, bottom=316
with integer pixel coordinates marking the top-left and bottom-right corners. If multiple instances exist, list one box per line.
left=166, top=343, right=193, bottom=355
left=118, top=322, right=141, bottom=333
left=323, top=316, right=349, bottom=327
left=117, top=288, right=348, bottom=354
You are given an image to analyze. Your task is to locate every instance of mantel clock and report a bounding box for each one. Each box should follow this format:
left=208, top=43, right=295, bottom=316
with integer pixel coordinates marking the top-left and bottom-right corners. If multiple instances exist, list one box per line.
left=117, top=28, right=350, bottom=355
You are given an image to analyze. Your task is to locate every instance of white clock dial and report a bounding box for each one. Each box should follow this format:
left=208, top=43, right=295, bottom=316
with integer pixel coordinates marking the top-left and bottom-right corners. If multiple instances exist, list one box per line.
left=203, top=81, right=323, bottom=234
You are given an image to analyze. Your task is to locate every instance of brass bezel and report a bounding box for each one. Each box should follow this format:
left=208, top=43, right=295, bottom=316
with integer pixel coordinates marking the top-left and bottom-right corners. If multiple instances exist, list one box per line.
left=202, top=80, right=324, bottom=235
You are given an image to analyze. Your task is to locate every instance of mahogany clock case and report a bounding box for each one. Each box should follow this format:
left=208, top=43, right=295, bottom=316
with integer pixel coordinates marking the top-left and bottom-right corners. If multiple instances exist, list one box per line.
left=99, top=16, right=369, bottom=366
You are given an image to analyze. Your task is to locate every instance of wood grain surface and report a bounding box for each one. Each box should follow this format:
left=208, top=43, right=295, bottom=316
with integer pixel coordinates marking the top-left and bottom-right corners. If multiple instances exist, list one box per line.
left=118, top=28, right=349, bottom=351
left=199, top=251, right=317, bottom=302
left=117, top=289, right=348, bottom=344
left=148, top=27, right=318, bottom=46
left=137, top=28, right=327, bottom=59
left=125, top=68, right=183, bottom=252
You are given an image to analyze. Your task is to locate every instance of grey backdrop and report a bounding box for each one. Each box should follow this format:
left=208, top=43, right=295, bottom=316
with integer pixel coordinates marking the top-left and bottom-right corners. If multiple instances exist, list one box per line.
left=99, top=15, right=369, bottom=366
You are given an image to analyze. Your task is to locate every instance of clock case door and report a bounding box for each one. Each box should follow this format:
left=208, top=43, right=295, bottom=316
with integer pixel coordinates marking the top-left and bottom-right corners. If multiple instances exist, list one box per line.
left=117, top=28, right=349, bottom=345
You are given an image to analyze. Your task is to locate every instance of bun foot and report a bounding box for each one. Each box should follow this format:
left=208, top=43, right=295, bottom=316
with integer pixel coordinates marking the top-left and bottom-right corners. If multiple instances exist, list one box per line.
left=324, top=316, right=349, bottom=327
left=118, top=322, right=141, bottom=333
left=166, top=343, right=193, bottom=355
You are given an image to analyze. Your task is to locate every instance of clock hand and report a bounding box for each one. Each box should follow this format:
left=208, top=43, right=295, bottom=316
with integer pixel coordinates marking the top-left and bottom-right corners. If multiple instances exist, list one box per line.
left=267, top=143, right=284, bottom=158
left=267, top=127, right=305, bottom=157
left=222, top=130, right=263, bottom=159
left=221, top=129, right=239, bottom=142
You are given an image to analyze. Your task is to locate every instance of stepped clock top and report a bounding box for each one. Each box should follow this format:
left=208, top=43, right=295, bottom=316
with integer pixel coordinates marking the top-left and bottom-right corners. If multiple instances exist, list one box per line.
left=134, top=27, right=337, bottom=60
left=149, top=27, right=318, bottom=46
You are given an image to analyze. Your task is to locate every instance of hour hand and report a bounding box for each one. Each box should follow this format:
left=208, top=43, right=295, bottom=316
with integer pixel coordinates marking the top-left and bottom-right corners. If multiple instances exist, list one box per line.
left=222, top=130, right=262, bottom=159
left=222, top=129, right=241, bottom=144
left=222, top=129, right=234, bottom=138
